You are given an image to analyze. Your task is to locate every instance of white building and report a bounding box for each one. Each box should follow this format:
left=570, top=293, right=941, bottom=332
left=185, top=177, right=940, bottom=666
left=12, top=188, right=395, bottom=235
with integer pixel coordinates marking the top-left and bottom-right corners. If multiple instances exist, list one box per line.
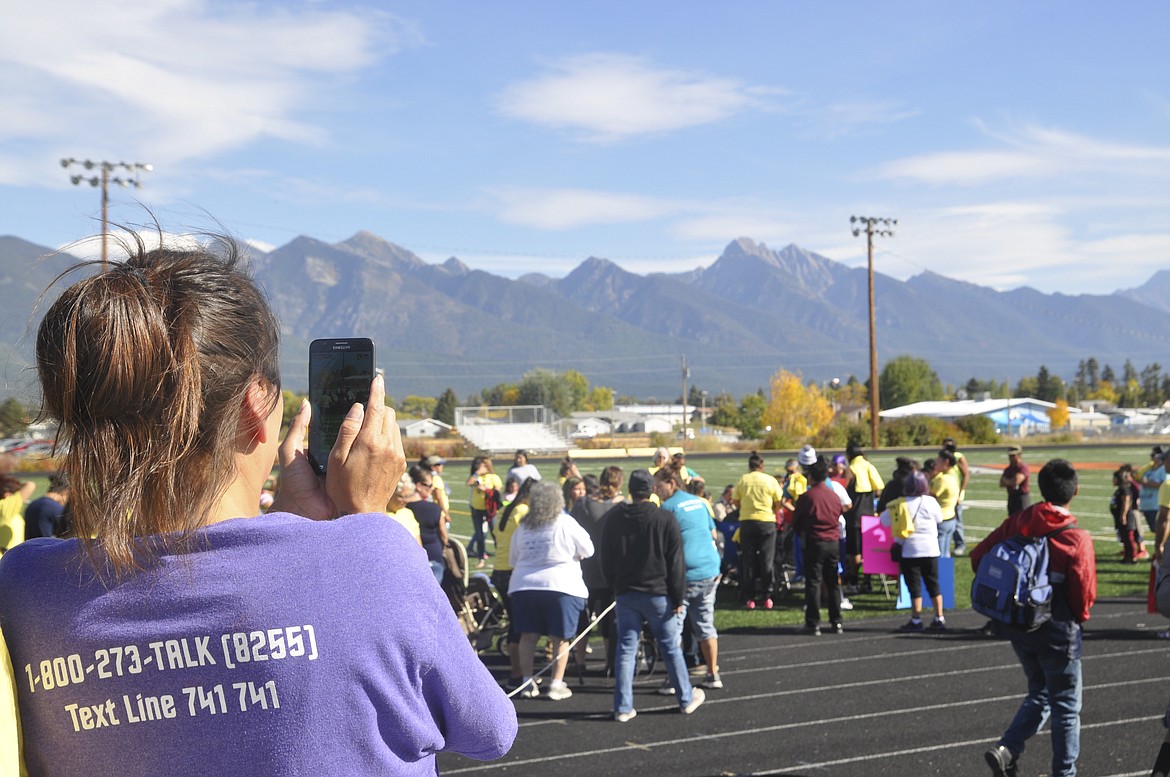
left=879, top=397, right=1073, bottom=436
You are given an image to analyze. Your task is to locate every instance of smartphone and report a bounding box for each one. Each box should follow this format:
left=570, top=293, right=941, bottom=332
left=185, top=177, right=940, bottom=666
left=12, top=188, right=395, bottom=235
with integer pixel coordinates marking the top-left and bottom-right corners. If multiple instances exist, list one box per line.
left=308, top=338, right=376, bottom=475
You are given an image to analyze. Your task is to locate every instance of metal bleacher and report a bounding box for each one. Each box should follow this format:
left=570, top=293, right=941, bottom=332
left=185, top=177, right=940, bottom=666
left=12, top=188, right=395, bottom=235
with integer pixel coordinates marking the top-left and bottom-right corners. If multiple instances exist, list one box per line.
left=454, top=405, right=570, bottom=455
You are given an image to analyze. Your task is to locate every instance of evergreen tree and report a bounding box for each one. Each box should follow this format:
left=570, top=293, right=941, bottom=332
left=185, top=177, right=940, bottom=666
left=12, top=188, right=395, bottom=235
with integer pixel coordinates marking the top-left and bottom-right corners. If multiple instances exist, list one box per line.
left=434, top=388, right=458, bottom=426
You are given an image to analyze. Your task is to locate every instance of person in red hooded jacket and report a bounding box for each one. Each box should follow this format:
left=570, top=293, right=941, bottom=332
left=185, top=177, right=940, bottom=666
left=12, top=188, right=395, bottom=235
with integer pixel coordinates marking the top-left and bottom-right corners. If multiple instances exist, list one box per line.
left=970, top=459, right=1096, bottom=777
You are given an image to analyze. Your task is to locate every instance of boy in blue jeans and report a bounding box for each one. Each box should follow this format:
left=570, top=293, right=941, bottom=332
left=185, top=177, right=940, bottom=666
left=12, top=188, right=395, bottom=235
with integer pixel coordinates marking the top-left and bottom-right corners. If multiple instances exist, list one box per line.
left=970, top=459, right=1097, bottom=777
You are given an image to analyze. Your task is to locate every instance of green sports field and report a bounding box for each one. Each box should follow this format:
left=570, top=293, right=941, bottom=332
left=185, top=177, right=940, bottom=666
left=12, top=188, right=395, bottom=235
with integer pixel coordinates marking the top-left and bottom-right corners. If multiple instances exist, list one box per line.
left=441, top=442, right=1165, bottom=630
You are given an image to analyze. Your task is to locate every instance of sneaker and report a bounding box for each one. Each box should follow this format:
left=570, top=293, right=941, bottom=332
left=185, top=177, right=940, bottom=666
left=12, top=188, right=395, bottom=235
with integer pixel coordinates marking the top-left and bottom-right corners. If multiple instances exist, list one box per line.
left=802, top=623, right=821, bottom=637
left=681, top=687, right=705, bottom=714
left=517, top=679, right=540, bottom=698
left=984, top=744, right=1018, bottom=777
left=763, top=598, right=774, bottom=610
left=700, top=672, right=723, bottom=689
left=656, top=680, right=676, bottom=696
left=830, top=622, right=844, bottom=634
left=953, top=545, right=967, bottom=557
left=897, top=619, right=925, bottom=633
left=839, top=597, right=854, bottom=611
left=503, top=677, right=524, bottom=693
left=1136, top=550, right=1151, bottom=561
left=927, top=618, right=947, bottom=633
left=746, top=600, right=757, bottom=610
left=545, top=681, right=572, bottom=701
left=614, top=709, right=637, bottom=723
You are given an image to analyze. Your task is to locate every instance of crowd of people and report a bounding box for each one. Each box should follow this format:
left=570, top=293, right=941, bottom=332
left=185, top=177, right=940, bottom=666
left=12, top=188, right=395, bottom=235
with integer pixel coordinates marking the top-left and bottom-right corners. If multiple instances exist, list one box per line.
left=0, top=237, right=1167, bottom=773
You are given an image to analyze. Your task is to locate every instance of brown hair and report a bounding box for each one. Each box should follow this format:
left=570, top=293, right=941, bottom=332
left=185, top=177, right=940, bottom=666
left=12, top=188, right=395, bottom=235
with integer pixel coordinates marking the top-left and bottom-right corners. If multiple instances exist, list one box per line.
left=599, top=465, right=623, bottom=500
left=652, top=467, right=685, bottom=491
left=36, top=233, right=280, bottom=577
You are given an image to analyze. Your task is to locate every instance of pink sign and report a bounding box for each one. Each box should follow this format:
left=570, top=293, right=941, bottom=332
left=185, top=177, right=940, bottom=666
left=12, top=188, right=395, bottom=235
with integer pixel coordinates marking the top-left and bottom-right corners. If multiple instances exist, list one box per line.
left=861, top=515, right=899, bottom=576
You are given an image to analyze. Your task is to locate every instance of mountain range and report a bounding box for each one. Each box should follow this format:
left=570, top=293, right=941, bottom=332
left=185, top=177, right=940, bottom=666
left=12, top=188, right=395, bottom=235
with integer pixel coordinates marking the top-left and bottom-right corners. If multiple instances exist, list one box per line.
left=2, top=233, right=1168, bottom=401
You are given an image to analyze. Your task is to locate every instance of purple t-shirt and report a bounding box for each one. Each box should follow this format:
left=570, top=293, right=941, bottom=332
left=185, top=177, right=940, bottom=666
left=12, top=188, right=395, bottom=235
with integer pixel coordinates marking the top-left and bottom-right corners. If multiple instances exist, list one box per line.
left=0, top=511, right=516, bottom=776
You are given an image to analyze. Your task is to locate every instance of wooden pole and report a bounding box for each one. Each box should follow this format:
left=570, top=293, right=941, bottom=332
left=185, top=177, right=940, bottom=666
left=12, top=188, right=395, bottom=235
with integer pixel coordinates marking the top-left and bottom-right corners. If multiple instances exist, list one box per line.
left=867, top=223, right=879, bottom=449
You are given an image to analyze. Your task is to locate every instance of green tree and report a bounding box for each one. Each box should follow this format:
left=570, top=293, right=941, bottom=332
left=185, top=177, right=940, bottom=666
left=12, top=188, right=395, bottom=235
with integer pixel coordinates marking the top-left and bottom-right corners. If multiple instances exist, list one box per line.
left=400, top=395, right=438, bottom=418
left=434, top=388, right=458, bottom=426
left=1014, top=376, right=1038, bottom=398
left=281, top=390, right=307, bottom=429
left=517, top=368, right=589, bottom=417
left=738, top=393, right=767, bottom=439
left=0, top=398, right=29, bottom=436
left=1141, top=363, right=1163, bottom=406
left=708, top=392, right=740, bottom=428
left=1034, top=365, right=1059, bottom=402
left=878, top=355, right=943, bottom=409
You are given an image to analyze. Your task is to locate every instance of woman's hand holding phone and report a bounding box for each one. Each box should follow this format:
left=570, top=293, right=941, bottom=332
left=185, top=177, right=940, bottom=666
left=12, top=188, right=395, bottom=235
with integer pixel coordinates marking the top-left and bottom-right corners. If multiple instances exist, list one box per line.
left=325, top=372, right=404, bottom=516
left=274, top=373, right=405, bottom=520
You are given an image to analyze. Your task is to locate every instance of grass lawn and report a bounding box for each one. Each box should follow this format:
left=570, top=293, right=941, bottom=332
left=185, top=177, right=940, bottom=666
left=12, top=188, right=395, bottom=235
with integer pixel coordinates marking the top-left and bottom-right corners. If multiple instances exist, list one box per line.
left=444, top=442, right=1161, bottom=631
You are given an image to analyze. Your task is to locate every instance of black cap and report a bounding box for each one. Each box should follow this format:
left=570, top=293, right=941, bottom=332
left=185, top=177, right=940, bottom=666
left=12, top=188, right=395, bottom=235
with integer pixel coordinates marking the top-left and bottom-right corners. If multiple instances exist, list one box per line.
left=629, top=469, right=654, bottom=498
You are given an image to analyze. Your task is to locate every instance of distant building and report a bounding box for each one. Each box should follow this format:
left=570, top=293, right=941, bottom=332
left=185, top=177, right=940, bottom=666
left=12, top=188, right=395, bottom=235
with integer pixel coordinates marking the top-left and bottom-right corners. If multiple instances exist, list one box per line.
left=398, top=418, right=453, bottom=439
left=879, top=397, right=1072, bottom=436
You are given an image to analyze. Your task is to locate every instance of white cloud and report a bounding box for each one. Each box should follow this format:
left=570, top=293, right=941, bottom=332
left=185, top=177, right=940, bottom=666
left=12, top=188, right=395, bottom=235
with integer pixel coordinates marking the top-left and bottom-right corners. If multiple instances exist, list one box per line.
left=875, top=123, right=1170, bottom=186
left=497, top=53, right=780, bottom=143
left=0, top=0, right=412, bottom=186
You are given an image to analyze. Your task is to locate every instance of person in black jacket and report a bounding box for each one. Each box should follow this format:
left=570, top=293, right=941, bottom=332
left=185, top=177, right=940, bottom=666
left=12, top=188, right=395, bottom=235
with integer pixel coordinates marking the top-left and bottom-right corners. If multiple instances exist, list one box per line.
left=601, top=469, right=705, bottom=722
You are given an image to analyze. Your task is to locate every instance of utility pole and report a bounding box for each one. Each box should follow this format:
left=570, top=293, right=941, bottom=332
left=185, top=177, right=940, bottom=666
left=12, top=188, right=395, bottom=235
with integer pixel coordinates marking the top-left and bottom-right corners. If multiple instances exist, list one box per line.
left=61, top=158, right=153, bottom=269
left=850, top=215, right=896, bottom=450
left=680, top=354, right=690, bottom=447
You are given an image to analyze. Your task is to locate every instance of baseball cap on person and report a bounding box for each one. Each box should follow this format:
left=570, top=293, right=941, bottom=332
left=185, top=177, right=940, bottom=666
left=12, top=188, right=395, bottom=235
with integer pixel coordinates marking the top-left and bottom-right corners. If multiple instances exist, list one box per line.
left=628, top=469, right=655, bottom=498
left=423, top=455, right=445, bottom=467
left=797, top=444, right=817, bottom=467
left=1008, top=445, right=1023, bottom=455
left=832, top=454, right=847, bottom=466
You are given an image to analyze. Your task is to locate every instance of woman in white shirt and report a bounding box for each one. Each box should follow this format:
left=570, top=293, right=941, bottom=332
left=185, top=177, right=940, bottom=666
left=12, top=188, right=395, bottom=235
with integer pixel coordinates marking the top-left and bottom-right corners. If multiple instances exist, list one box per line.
left=880, top=470, right=946, bottom=633
left=509, top=480, right=594, bottom=700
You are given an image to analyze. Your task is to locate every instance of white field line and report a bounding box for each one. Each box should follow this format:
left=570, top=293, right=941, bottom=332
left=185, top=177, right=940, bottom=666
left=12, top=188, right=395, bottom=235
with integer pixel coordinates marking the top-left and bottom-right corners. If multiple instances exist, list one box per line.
left=446, top=680, right=1160, bottom=774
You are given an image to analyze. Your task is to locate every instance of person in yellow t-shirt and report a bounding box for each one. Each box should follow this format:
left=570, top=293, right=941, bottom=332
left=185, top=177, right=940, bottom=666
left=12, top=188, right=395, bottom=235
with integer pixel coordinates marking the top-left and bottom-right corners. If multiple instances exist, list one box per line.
left=930, top=451, right=961, bottom=558
left=386, top=476, right=423, bottom=545
left=845, top=445, right=884, bottom=588
left=491, top=479, right=533, bottom=691
left=421, top=455, right=451, bottom=522
left=466, top=456, right=503, bottom=568
left=732, top=451, right=784, bottom=609
left=0, top=476, right=35, bottom=552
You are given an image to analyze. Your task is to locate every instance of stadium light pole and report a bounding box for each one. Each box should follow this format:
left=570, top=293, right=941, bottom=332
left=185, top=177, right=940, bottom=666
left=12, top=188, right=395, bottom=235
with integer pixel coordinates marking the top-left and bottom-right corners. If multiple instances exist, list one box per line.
left=61, top=158, right=153, bottom=269
left=851, top=215, right=896, bottom=449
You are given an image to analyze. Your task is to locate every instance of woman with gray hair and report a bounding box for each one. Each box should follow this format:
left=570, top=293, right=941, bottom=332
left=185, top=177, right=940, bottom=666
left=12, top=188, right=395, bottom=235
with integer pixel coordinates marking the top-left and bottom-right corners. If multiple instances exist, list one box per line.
left=508, top=480, right=594, bottom=700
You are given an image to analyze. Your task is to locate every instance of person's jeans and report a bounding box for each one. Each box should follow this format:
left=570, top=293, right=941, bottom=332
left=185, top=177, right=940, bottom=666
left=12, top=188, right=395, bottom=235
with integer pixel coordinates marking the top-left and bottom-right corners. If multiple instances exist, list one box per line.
left=613, top=591, right=694, bottom=714
left=1001, top=641, right=1082, bottom=777
left=468, top=507, right=489, bottom=559
left=952, top=502, right=966, bottom=549
left=937, top=518, right=956, bottom=558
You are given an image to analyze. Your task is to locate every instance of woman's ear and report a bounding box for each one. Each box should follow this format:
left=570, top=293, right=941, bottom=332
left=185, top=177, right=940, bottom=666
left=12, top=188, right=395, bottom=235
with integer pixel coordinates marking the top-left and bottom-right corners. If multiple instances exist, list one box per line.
left=241, top=379, right=275, bottom=445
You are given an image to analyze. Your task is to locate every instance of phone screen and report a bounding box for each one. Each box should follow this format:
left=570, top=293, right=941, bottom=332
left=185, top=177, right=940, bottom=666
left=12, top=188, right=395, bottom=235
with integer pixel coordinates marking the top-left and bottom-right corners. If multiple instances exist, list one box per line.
left=308, top=338, right=376, bottom=475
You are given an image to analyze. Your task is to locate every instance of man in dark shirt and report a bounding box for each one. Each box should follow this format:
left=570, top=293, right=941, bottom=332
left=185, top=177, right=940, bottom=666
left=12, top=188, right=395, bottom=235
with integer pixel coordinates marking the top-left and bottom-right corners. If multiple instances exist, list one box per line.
left=23, top=473, right=70, bottom=540
left=794, top=456, right=844, bottom=636
left=1000, top=445, right=1032, bottom=515
left=601, top=469, right=704, bottom=721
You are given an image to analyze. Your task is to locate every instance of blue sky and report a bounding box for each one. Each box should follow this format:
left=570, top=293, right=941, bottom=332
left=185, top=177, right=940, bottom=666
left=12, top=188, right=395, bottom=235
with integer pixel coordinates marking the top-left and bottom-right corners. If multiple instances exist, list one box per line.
left=2, top=0, right=1168, bottom=295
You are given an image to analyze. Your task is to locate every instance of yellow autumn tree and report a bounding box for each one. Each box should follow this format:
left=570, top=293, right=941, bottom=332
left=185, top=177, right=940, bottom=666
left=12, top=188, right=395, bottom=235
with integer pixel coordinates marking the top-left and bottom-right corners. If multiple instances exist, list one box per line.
left=763, top=369, right=834, bottom=445
left=1047, top=398, right=1070, bottom=430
